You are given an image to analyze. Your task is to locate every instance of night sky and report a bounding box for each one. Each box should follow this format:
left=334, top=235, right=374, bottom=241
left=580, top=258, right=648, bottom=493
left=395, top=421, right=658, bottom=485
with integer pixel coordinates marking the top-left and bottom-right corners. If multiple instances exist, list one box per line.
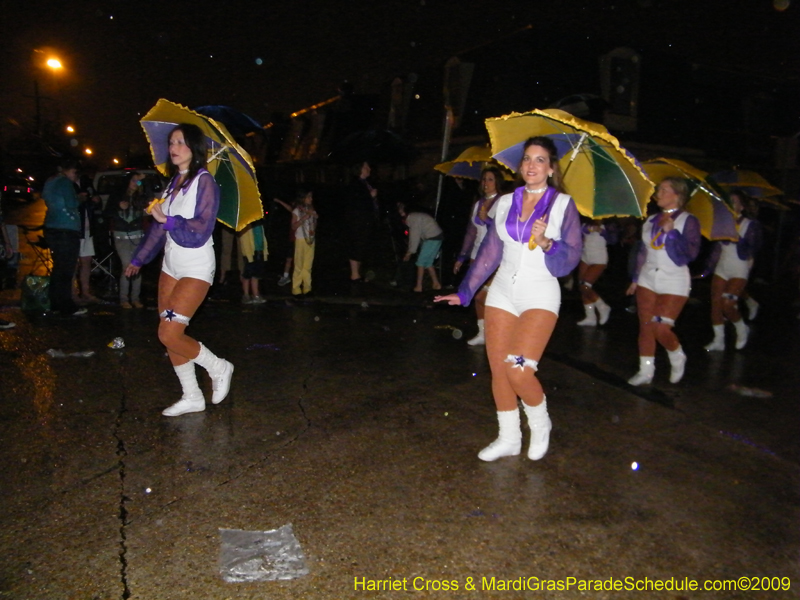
left=1, top=0, right=797, bottom=166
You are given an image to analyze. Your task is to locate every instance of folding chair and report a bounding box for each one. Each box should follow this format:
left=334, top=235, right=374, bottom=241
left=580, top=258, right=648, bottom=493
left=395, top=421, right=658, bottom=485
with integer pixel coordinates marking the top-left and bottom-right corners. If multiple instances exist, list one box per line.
left=90, top=231, right=119, bottom=298
left=18, top=225, right=52, bottom=276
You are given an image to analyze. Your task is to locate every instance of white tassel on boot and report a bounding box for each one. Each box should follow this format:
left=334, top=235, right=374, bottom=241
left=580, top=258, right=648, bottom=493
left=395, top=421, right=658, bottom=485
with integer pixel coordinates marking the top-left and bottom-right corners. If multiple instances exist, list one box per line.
left=595, top=298, right=611, bottom=325
left=478, top=409, right=521, bottom=461
left=522, top=398, right=552, bottom=461
left=667, top=346, right=687, bottom=383
left=705, top=324, right=725, bottom=351
left=577, top=303, right=597, bottom=326
left=467, top=319, right=485, bottom=346
left=628, top=356, right=655, bottom=386
left=163, top=362, right=205, bottom=416
left=194, top=343, right=234, bottom=404
left=733, top=319, right=750, bottom=350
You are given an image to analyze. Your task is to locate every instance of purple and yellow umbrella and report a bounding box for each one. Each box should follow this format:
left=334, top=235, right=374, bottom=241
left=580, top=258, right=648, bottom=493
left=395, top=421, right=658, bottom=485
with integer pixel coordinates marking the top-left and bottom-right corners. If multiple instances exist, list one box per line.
left=434, top=146, right=514, bottom=181
left=643, top=158, right=738, bottom=241
left=140, top=99, right=263, bottom=231
left=485, top=108, right=653, bottom=218
left=710, top=169, right=788, bottom=210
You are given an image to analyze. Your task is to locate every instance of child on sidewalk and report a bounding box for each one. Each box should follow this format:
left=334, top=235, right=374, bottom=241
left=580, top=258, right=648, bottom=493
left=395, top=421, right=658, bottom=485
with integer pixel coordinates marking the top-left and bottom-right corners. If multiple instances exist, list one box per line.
left=291, top=190, right=318, bottom=297
left=238, top=220, right=268, bottom=304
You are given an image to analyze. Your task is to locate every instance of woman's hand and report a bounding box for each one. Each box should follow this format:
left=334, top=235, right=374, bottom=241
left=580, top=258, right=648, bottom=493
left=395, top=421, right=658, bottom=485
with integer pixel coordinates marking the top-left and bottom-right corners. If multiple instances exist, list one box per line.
left=434, top=293, right=461, bottom=306
left=151, top=203, right=167, bottom=224
left=658, top=213, right=675, bottom=233
left=453, top=260, right=463, bottom=274
left=626, top=282, right=637, bottom=296
left=124, top=265, right=141, bottom=278
left=531, top=218, right=550, bottom=249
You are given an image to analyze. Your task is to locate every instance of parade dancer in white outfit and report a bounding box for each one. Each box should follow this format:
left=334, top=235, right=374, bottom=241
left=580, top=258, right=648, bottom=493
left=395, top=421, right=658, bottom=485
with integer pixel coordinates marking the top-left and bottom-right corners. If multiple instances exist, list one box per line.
left=703, top=191, right=762, bottom=351
left=127, top=124, right=234, bottom=417
left=453, top=167, right=504, bottom=345
left=576, top=220, right=616, bottom=326
left=436, top=137, right=582, bottom=462
left=626, top=178, right=701, bottom=386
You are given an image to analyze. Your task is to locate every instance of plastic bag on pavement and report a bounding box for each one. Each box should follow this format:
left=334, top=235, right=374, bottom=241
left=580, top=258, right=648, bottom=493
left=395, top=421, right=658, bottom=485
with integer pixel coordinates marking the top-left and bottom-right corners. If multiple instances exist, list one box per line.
left=21, top=275, right=50, bottom=311
left=219, top=524, right=309, bottom=583
left=46, top=349, right=96, bottom=358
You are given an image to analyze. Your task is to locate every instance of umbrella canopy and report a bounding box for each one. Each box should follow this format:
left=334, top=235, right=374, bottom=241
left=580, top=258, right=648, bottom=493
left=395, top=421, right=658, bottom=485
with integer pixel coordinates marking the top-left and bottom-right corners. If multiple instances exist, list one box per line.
left=710, top=169, right=788, bottom=210
left=140, top=98, right=263, bottom=231
left=193, top=105, right=264, bottom=140
left=643, top=158, right=738, bottom=241
left=434, top=146, right=514, bottom=181
left=485, top=108, right=653, bottom=219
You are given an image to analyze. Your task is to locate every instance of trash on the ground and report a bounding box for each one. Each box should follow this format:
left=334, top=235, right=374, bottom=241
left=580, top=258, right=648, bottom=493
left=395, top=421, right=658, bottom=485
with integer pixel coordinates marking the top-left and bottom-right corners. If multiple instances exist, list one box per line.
left=46, top=349, right=95, bottom=358
left=107, top=337, right=125, bottom=349
left=434, top=325, right=463, bottom=339
left=219, top=524, right=309, bottom=583
left=246, top=343, right=280, bottom=351
left=727, top=384, right=773, bottom=398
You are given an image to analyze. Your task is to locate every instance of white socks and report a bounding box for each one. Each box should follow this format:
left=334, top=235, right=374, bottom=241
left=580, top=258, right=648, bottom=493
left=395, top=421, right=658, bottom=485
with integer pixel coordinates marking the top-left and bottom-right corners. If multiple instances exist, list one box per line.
left=595, top=298, right=611, bottom=325
left=628, top=356, right=655, bottom=386
left=705, top=324, right=725, bottom=351
left=478, top=409, right=521, bottom=461
left=194, top=343, right=234, bottom=404
left=163, top=362, right=205, bottom=417
left=467, top=319, right=485, bottom=346
left=522, top=399, right=552, bottom=461
left=478, top=400, right=552, bottom=462
left=733, top=319, right=750, bottom=350
left=667, top=346, right=687, bottom=383
left=577, top=303, right=597, bottom=326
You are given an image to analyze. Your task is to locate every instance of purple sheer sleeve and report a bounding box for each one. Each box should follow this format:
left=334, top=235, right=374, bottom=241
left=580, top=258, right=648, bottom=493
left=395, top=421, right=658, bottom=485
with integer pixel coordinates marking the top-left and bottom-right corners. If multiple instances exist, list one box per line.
left=737, top=220, right=762, bottom=261
left=543, top=199, right=582, bottom=277
left=130, top=223, right=167, bottom=267
left=457, top=206, right=479, bottom=262
left=631, top=239, right=647, bottom=283
left=665, top=214, right=701, bottom=266
left=701, top=242, right=722, bottom=278
left=456, top=223, right=503, bottom=306
left=162, top=173, right=220, bottom=248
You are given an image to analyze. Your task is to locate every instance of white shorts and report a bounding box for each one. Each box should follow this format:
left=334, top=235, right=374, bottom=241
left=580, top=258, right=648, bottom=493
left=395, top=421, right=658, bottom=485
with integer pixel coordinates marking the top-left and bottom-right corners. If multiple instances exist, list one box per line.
left=162, top=240, right=216, bottom=284
left=714, top=256, right=751, bottom=281
left=485, top=273, right=561, bottom=317
left=79, top=237, right=95, bottom=258
left=638, top=265, right=690, bottom=297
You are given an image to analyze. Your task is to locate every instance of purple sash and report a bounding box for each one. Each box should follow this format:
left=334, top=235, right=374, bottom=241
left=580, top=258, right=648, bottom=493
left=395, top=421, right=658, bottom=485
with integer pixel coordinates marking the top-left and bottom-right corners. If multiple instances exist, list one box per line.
left=505, top=186, right=557, bottom=243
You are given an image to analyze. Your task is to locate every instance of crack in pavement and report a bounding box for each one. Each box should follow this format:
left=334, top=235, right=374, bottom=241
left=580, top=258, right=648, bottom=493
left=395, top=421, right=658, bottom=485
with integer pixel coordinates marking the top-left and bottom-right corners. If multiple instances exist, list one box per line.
left=112, top=366, right=131, bottom=600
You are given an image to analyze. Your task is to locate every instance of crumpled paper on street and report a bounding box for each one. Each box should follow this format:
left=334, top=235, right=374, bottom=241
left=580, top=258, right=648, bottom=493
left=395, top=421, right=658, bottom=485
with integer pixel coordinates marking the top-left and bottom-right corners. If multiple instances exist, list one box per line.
left=219, top=524, right=309, bottom=583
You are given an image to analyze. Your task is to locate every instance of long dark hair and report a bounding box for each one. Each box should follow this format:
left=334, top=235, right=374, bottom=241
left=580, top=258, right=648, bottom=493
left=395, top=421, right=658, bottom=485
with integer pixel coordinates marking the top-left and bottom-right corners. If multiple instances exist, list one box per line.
left=480, top=165, right=505, bottom=197
left=520, top=136, right=566, bottom=193
left=166, top=123, right=207, bottom=190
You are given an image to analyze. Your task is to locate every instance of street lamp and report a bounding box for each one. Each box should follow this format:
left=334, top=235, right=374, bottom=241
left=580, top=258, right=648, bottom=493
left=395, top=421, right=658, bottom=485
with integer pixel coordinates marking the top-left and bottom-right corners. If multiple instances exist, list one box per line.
left=84, top=148, right=93, bottom=156
left=32, top=52, right=65, bottom=135
left=66, top=125, right=75, bottom=133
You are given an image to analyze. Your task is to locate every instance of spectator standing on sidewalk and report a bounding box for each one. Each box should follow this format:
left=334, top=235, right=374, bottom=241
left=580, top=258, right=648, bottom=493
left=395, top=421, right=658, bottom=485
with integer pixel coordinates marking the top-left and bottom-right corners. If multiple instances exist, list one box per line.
left=398, top=203, right=443, bottom=292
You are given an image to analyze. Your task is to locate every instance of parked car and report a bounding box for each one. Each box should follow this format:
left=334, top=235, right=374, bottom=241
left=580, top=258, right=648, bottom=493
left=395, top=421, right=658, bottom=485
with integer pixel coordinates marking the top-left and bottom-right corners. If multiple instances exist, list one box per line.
left=93, top=168, right=163, bottom=210
left=1, top=177, right=36, bottom=203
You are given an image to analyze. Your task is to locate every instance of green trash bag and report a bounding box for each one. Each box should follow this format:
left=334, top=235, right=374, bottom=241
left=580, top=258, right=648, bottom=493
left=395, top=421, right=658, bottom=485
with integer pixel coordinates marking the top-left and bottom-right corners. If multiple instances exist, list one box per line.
left=21, top=275, right=50, bottom=311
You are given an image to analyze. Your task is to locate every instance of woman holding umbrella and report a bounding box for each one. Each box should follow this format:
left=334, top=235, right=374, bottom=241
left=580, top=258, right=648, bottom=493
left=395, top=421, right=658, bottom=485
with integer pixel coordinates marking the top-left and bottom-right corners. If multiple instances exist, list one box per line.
left=453, top=166, right=504, bottom=345
left=126, top=123, right=234, bottom=416
left=703, top=190, right=762, bottom=351
left=626, top=177, right=701, bottom=386
left=435, top=137, right=582, bottom=462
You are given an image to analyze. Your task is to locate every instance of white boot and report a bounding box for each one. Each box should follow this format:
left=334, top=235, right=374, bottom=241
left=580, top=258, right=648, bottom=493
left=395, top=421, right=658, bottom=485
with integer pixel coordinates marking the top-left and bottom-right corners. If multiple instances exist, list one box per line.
left=467, top=319, right=485, bottom=346
left=163, top=362, right=205, bottom=416
left=745, top=297, right=759, bottom=320
left=667, top=346, right=687, bottom=383
left=733, top=319, right=750, bottom=350
left=595, top=298, right=611, bottom=325
left=522, top=398, right=552, bottom=461
left=628, top=356, right=655, bottom=386
left=705, top=324, right=725, bottom=351
left=194, top=343, right=234, bottom=404
left=577, top=303, right=597, bottom=326
left=478, top=409, right=521, bottom=461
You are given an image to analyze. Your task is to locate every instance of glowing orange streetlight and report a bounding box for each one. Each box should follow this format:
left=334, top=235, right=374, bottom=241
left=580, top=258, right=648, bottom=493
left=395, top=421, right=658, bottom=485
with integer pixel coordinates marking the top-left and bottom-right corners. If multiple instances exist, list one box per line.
left=46, top=58, right=63, bottom=70
left=66, top=125, right=75, bottom=133
left=84, top=148, right=93, bottom=156
left=112, top=158, right=119, bottom=165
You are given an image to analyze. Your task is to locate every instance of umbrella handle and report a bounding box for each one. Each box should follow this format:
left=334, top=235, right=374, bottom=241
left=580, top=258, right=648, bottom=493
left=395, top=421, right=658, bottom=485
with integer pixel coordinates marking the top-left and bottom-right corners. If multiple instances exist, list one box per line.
left=527, top=215, right=549, bottom=251
left=145, top=197, right=166, bottom=214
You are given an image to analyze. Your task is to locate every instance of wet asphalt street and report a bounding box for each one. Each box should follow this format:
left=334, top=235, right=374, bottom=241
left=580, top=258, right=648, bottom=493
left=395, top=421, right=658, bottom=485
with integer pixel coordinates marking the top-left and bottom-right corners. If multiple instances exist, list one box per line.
left=0, top=199, right=799, bottom=599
